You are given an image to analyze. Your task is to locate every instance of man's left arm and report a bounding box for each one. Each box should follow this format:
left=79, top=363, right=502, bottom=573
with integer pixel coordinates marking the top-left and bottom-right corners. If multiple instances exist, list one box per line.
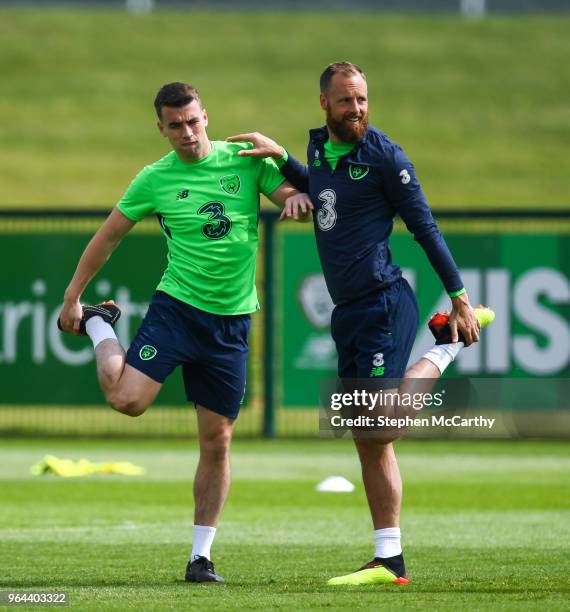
left=227, top=132, right=310, bottom=193
left=257, top=155, right=313, bottom=222
left=267, top=182, right=313, bottom=222
left=385, top=145, right=480, bottom=345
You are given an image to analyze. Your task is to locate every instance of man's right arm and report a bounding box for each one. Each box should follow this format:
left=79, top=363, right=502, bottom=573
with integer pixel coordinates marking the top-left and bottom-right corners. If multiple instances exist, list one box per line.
left=226, top=132, right=310, bottom=192
left=60, top=209, right=136, bottom=334
left=383, top=144, right=480, bottom=345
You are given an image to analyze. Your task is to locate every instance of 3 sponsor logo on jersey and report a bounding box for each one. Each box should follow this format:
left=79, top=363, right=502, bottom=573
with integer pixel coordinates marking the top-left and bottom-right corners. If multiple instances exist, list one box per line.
left=372, top=352, right=385, bottom=367
left=370, top=352, right=385, bottom=377
left=316, top=189, right=337, bottom=231
left=176, top=189, right=189, bottom=200
left=198, top=201, right=232, bottom=240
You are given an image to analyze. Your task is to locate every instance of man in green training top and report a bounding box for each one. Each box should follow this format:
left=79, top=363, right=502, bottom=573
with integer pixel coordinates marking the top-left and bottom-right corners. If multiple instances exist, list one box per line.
left=57, top=82, right=300, bottom=584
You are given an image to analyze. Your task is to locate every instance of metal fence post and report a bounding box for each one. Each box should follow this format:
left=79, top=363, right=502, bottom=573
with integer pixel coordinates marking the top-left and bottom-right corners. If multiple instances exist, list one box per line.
left=262, top=212, right=277, bottom=437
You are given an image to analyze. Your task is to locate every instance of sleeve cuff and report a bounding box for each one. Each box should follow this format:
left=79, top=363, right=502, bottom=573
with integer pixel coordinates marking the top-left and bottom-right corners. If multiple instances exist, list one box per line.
left=275, top=149, right=289, bottom=168
left=116, top=204, right=142, bottom=222
left=448, top=288, right=466, bottom=298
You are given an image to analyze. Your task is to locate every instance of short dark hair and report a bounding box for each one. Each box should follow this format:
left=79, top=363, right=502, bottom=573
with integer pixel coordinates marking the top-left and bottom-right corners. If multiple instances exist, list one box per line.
left=319, top=61, right=366, bottom=93
left=154, top=82, right=202, bottom=119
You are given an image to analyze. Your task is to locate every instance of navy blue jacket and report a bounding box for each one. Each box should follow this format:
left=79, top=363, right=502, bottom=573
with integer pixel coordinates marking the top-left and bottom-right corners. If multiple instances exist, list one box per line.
left=280, top=125, right=464, bottom=305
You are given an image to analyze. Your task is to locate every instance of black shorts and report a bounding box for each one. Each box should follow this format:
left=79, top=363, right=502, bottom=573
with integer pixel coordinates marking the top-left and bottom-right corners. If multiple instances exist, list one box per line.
left=331, top=278, right=419, bottom=381
left=126, top=291, right=250, bottom=419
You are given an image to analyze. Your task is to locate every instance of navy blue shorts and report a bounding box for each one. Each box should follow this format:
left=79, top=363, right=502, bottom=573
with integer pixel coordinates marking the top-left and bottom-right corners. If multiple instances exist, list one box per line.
left=331, top=278, right=419, bottom=381
left=126, top=291, right=250, bottom=419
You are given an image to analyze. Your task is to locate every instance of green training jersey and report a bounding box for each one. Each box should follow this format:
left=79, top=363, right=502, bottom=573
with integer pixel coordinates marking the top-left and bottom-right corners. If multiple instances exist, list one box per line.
left=117, top=141, right=285, bottom=315
left=278, top=140, right=354, bottom=171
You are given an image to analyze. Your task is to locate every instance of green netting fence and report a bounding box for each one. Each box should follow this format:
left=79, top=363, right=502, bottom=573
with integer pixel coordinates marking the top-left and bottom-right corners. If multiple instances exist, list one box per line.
left=0, top=209, right=568, bottom=437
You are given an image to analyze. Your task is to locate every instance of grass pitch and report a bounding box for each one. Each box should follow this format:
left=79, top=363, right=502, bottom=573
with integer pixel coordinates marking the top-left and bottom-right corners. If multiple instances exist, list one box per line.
left=1, top=438, right=569, bottom=610
left=0, top=10, right=569, bottom=208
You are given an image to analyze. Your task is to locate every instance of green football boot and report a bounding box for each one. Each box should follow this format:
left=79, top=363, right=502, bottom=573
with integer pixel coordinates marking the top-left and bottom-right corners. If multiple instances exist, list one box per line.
left=327, top=557, right=409, bottom=586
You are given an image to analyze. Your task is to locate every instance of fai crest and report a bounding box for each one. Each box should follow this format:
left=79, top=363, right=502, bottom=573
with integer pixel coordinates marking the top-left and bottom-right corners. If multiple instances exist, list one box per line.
left=220, top=174, right=241, bottom=195
left=349, top=165, right=369, bottom=181
left=139, top=345, right=157, bottom=361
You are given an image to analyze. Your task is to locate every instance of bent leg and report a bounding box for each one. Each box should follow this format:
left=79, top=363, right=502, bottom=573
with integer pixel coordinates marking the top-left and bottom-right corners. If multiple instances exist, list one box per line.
left=403, top=356, right=441, bottom=380
left=194, top=405, right=234, bottom=526
left=93, top=339, right=162, bottom=417
left=106, top=364, right=162, bottom=417
left=92, top=293, right=187, bottom=417
left=93, top=337, right=127, bottom=391
left=394, top=356, right=443, bottom=418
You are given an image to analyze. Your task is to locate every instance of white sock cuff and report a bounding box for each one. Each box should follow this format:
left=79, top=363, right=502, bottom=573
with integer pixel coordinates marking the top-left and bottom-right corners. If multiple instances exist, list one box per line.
left=191, top=525, right=217, bottom=561
left=375, top=527, right=401, bottom=538
left=85, top=316, right=117, bottom=349
left=374, top=527, right=402, bottom=558
left=194, top=525, right=216, bottom=535
left=423, top=342, right=464, bottom=375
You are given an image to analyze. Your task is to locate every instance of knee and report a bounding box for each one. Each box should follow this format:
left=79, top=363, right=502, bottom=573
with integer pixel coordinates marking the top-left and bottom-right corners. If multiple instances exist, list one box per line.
left=354, top=438, right=396, bottom=463
left=107, top=391, right=149, bottom=417
left=200, top=427, right=232, bottom=461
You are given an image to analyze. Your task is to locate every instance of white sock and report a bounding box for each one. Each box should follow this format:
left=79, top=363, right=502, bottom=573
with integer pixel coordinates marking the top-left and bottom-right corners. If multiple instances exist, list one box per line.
left=85, top=316, right=117, bottom=350
left=374, top=527, right=402, bottom=558
left=422, top=342, right=464, bottom=375
left=191, top=525, right=217, bottom=561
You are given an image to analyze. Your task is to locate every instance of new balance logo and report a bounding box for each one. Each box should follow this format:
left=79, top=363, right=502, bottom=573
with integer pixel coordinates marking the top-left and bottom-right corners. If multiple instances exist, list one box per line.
left=370, top=366, right=385, bottom=377
left=176, top=189, right=189, bottom=200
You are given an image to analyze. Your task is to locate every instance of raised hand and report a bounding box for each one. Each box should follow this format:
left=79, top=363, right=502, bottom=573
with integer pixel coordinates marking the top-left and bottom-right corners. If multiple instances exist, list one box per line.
left=226, top=132, right=284, bottom=159
left=279, top=193, right=314, bottom=222
left=449, top=293, right=480, bottom=346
